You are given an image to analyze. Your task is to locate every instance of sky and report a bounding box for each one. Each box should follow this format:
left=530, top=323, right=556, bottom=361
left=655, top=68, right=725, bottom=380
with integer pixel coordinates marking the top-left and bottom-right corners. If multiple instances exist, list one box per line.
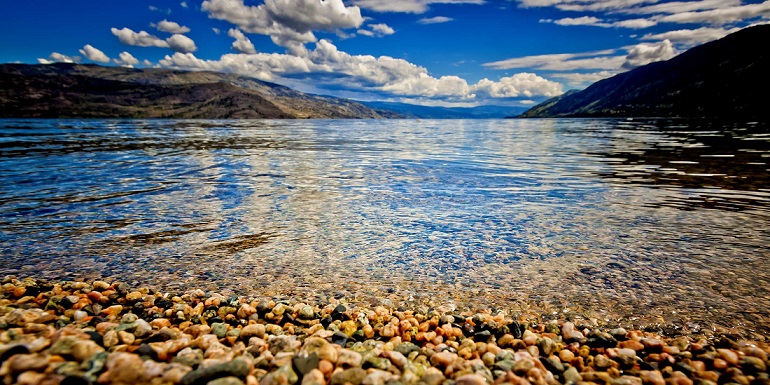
left=1, top=0, right=769, bottom=107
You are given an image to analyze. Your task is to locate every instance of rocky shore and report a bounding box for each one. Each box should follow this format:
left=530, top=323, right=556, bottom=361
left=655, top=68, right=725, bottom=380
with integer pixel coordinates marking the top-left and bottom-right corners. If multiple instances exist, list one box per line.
left=0, top=277, right=768, bottom=385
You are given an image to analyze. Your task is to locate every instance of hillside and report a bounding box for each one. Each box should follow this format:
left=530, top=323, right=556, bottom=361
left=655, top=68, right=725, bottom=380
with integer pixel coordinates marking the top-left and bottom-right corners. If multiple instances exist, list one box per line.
left=520, top=24, right=770, bottom=119
left=0, top=63, right=400, bottom=119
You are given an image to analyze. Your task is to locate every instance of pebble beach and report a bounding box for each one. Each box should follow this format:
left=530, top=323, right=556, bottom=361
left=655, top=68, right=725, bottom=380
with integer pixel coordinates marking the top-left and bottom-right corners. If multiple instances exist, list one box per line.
left=1, top=276, right=768, bottom=385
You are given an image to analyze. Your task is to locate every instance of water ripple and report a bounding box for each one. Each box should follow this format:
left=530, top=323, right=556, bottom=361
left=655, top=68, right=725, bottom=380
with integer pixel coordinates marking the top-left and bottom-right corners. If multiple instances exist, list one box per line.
left=1, top=118, right=769, bottom=335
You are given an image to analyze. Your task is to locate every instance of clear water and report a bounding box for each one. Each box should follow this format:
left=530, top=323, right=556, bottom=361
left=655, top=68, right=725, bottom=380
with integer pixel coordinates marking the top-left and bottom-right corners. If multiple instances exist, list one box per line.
left=1, top=118, right=769, bottom=335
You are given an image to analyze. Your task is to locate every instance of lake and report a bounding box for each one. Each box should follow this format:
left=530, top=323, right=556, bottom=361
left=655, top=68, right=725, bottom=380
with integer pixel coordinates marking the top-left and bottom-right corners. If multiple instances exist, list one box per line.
left=1, top=118, right=769, bottom=336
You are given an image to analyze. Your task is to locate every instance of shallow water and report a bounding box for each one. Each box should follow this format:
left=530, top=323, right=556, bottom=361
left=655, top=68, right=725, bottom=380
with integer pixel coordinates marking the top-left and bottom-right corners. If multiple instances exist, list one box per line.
left=1, top=118, right=769, bottom=335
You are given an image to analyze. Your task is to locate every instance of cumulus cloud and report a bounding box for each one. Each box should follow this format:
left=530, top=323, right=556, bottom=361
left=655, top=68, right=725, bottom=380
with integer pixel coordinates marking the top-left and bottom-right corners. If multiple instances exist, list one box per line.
left=181, top=1, right=188, bottom=8
left=153, top=19, right=191, bottom=34
left=166, top=34, right=198, bottom=53
left=642, top=26, right=741, bottom=45
left=37, top=52, right=80, bottom=64
left=202, top=0, right=363, bottom=50
left=112, top=27, right=197, bottom=52
left=158, top=39, right=562, bottom=101
left=418, top=16, right=454, bottom=24
left=114, top=52, right=140, bottom=67
left=228, top=28, right=257, bottom=54
left=112, top=27, right=169, bottom=48
left=371, top=23, right=395, bottom=35
left=79, top=44, right=110, bottom=63
left=352, top=0, right=485, bottom=14
left=622, top=39, right=677, bottom=69
left=474, top=73, right=563, bottom=98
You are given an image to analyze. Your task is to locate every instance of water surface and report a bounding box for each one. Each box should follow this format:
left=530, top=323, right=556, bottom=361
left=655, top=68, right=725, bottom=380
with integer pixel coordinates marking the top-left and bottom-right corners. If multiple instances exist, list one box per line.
left=1, top=119, right=769, bottom=335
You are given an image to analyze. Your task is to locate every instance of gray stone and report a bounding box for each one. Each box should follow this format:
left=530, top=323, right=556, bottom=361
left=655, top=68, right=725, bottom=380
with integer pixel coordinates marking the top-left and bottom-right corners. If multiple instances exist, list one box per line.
left=261, top=364, right=298, bottom=385
left=331, top=368, right=367, bottom=385
left=299, top=306, right=315, bottom=320
left=394, top=342, right=420, bottom=356
left=563, top=367, right=582, bottom=384
left=181, top=358, right=250, bottom=385
left=293, top=352, right=320, bottom=376
left=211, top=323, right=228, bottom=338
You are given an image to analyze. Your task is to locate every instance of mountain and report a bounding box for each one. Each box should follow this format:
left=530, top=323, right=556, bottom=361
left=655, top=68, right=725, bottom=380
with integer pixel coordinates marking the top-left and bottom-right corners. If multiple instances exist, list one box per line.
left=360, top=101, right=528, bottom=119
left=0, top=63, right=401, bottom=119
left=520, top=24, right=770, bottom=119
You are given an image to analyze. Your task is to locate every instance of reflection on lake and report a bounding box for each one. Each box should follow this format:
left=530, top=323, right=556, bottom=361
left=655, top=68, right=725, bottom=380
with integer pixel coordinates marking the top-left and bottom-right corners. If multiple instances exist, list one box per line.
left=1, top=118, right=768, bottom=336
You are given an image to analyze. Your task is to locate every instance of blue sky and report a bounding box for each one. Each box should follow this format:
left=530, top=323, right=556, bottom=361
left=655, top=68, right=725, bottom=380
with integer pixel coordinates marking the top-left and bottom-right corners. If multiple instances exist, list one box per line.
left=1, top=0, right=768, bottom=106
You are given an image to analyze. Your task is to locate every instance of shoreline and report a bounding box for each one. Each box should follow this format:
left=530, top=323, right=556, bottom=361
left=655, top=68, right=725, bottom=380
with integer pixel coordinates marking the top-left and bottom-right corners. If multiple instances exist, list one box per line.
left=1, top=277, right=768, bottom=385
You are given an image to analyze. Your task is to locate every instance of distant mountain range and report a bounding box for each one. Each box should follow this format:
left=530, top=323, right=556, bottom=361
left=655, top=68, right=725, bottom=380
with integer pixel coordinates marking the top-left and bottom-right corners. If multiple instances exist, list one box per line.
left=360, top=101, right=528, bottom=119
left=0, top=63, right=401, bottom=119
left=521, top=24, right=770, bottom=119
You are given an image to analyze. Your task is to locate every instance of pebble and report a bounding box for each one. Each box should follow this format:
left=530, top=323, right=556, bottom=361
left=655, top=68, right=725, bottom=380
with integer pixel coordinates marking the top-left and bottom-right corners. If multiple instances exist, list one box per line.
left=0, top=277, right=767, bottom=385
left=337, top=349, right=363, bottom=368
left=330, top=367, right=366, bottom=385
left=455, top=374, right=488, bottom=385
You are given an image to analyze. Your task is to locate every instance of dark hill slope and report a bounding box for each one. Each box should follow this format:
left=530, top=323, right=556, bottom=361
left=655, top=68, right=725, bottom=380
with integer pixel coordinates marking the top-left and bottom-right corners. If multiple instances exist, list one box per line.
left=0, top=63, right=399, bottom=119
left=521, top=24, right=770, bottom=119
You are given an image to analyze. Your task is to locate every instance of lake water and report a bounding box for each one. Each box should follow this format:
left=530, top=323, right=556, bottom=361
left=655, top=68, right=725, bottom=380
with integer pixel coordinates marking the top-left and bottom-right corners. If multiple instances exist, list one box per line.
left=1, top=118, right=769, bottom=336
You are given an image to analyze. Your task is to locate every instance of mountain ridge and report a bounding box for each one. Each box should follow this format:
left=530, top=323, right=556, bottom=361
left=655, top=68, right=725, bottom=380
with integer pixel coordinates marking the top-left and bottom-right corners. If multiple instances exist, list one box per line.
left=520, top=24, right=770, bottom=119
left=0, top=63, right=401, bottom=119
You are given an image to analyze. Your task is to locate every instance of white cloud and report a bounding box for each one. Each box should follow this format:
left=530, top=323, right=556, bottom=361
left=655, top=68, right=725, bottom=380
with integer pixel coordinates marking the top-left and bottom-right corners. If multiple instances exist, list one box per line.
left=517, top=0, right=657, bottom=12
left=358, top=23, right=395, bottom=37
left=612, top=18, right=657, bottom=28
left=112, top=27, right=197, bottom=52
left=622, top=39, right=677, bottom=69
left=37, top=52, right=80, bottom=64
left=520, top=0, right=770, bottom=29
left=228, top=28, right=257, bottom=54
left=543, top=15, right=658, bottom=29
left=642, top=26, right=741, bottom=45
left=79, top=44, right=110, bottom=63
left=114, top=52, right=140, bottom=67
left=142, top=59, right=154, bottom=66
left=618, top=0, right=743, bottom=15
left=166, top=34, right=198, bottom=53
left=371, top=23, right=395, bottom=35
left=212, top=28, right=222, bottom=34
left=158, top=39, right=562, bottom=101
left=483, top=49, right=623, bottom=71
left=111, top=27, right=169, bottom=48
left=553, top=16, right=603, bottom=26
left=202, top=0, right=364, bottom=50
left=181, top=1, right=188, bottom=8
left=418, top=16, right=454, bottom=24
left=659, top=2, right=770, bottom=25
left=149, top=5, right=172, bottom=14
left=474, top=73, right=563, bottom=98
left=153, top=19, right=191, bottom=34
left=352, top=0, right=485, bottom=14
left=357, top=29, right=375, bottom=37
